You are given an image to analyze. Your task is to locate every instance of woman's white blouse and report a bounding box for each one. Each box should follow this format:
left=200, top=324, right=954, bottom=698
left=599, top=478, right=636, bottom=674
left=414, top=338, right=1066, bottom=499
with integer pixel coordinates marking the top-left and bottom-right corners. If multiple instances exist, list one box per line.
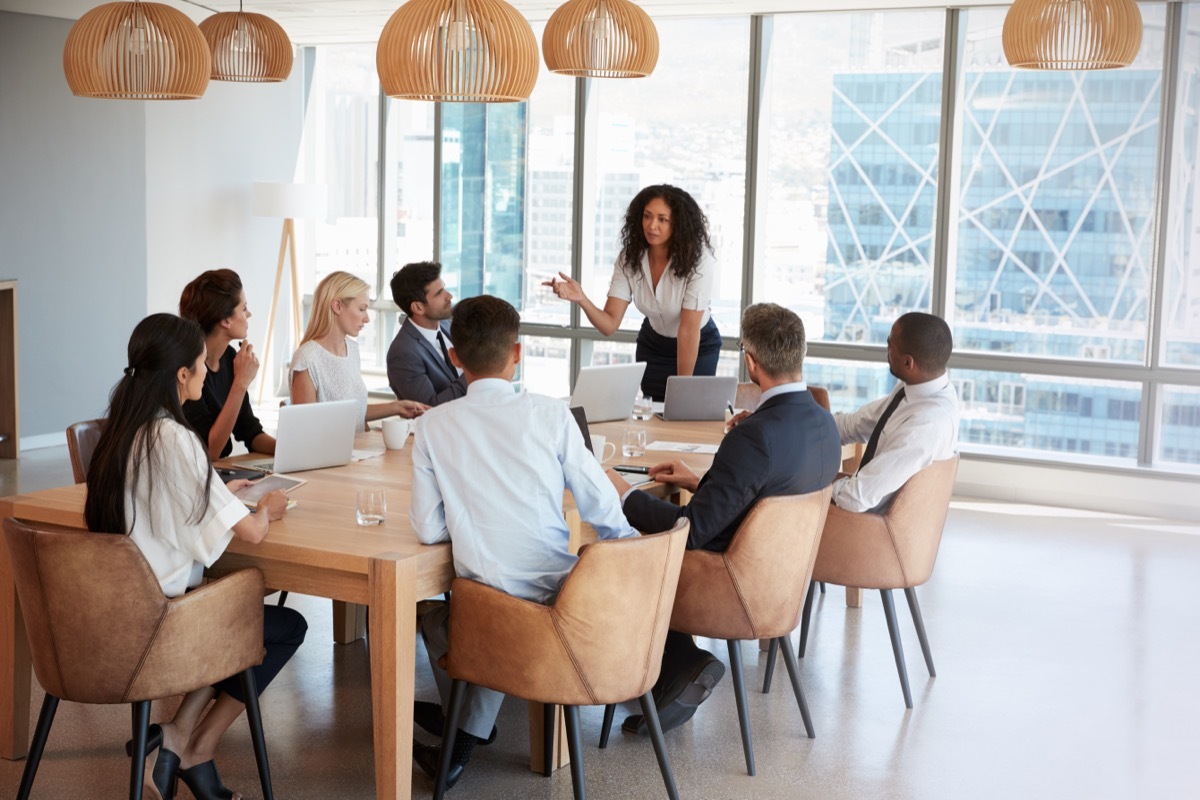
left=124, top=418, right=249, bottom=598
left=290, top=338, right=369, bottom=432
left=606, top=249, right=715, bottom=337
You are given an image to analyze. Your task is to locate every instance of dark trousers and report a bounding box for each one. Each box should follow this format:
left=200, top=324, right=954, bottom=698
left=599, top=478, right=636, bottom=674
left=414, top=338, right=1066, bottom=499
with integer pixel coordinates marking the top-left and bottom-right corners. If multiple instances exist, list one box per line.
left=653, top=630, right=712, bottom=699
left=215, top=605, right=307, bottom=703
left=635, top=318, right=723, bottom=401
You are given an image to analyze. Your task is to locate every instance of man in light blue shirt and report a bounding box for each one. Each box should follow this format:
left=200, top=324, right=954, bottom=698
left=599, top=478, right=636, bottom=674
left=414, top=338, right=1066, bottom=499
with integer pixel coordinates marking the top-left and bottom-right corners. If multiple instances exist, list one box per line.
left=409, top=295, right=636, bottom=789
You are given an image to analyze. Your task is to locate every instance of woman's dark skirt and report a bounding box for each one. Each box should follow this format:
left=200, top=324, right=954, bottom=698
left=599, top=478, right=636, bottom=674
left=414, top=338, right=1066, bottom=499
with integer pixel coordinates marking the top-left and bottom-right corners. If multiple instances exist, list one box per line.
left=635, top=318, right=722, bottom=401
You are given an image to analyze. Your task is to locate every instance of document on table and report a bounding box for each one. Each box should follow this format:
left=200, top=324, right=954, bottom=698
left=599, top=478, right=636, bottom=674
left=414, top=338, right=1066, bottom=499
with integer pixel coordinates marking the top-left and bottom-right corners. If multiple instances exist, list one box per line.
left=646, top=441, right=719, bottom=455
left=352, top=447, right=385, bottom=461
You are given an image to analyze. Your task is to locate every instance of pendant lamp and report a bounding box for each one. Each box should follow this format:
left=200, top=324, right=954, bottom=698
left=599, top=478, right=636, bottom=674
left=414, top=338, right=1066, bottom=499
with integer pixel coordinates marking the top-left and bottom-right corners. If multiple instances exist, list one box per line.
left=543, top=0, right=658, bottom=78
left=1003, top=0, right=1143, bottom=70
left=63, top=0, right=211, bottom=99
left=199, top=2, right=294, bottom=82
left=376, top=0, right=540, bottom=102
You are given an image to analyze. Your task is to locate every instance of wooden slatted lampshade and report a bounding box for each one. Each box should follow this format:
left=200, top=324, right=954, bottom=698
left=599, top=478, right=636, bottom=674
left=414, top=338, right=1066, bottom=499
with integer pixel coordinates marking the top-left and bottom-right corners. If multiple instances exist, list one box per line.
left=1003, top=0, right=1143, bottom=70
left=63, top=0, right=211, bottom=99
left=542, top=0, right=658, bottom=78
left=199, top=4, right=294, bottom=83
left=376, top=0, right=540, bottom=102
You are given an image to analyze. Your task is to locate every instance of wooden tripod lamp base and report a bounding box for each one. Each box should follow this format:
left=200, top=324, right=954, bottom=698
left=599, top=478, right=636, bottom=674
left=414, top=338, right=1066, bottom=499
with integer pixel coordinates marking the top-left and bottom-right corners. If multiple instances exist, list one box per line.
left=251, top=182, right=327, bottom=405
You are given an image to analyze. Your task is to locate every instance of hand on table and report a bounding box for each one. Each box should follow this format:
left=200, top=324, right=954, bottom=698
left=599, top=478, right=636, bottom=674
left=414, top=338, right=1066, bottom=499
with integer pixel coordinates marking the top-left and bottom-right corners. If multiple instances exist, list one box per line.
left=648, top=460, right=700, bottom=493
left=224, top=478, right=254, bottom=492
left=260, top=489, right=289, bottom=521
left=392, top=400, right=429, bottom=419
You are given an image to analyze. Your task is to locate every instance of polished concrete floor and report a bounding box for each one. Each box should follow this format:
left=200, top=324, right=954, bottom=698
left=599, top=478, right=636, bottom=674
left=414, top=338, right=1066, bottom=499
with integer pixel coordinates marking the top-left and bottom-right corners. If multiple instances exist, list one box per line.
left=1, top=447, right=1198, bottom=799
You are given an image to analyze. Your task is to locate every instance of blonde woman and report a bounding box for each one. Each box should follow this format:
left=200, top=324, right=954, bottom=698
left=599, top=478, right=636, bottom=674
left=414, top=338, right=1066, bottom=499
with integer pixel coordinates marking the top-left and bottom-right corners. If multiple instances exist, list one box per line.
left=290, top=271, right=427, bottom=431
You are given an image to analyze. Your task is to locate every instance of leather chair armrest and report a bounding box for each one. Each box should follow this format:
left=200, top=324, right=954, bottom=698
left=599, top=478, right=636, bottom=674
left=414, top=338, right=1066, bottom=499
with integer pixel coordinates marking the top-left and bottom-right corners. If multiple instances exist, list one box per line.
left=814, top=504, right=906, bottom=590
left=126, top=568, right=266, bottom=701
left=669, top=549, right=752, bottom=640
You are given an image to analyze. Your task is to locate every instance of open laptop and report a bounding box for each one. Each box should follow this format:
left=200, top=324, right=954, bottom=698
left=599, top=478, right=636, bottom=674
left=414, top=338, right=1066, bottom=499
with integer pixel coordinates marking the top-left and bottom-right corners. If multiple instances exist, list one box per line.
left=659, top=376, right=738, bottom=421
left=240, top=399, right=358, bottom=474
left=569, top=362, right=647, bottom=423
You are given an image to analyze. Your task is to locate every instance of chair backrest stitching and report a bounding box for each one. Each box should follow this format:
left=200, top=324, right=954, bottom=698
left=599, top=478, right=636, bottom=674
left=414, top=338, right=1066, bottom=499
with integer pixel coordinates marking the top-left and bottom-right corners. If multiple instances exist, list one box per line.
left=723, top=552, right=757, bottom=636
left=122, top=578, right=169, bottom=702
left=550, top=608, right=595, bottom=705
left=31, top=536, right=68, bottom=698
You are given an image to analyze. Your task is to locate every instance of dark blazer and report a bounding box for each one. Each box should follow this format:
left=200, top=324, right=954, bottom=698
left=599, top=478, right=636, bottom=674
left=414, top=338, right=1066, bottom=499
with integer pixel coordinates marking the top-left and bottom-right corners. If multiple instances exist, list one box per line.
left=386, top=318, right=467, bottom=406
left=622, top=388, right=841, bottom=552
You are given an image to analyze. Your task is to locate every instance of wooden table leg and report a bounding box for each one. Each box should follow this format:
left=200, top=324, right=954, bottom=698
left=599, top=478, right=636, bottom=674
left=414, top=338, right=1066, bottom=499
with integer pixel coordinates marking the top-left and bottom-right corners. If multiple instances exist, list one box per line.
left=528, top=701, right=569, bottom=774
left=370, top=555, right=416, bottom=800
left=332, top=600, right=367, bottom=644
left=846, top=587, right=863, bottom=608
left=1, top=536, right=32, bottom=760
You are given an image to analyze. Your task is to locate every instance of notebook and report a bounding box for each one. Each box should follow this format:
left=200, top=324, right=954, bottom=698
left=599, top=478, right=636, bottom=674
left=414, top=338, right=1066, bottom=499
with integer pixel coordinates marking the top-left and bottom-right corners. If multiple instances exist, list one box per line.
left=659, top=376, right=738, bottom=421
left=240, top=399, right=358, bottom=474
left=569, top=362, right=647, bottom=423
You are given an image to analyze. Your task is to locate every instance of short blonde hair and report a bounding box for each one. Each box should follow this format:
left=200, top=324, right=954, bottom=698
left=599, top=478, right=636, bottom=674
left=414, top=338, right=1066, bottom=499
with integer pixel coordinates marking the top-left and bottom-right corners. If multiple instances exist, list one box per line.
left=300, top=271, right=370, bottom=346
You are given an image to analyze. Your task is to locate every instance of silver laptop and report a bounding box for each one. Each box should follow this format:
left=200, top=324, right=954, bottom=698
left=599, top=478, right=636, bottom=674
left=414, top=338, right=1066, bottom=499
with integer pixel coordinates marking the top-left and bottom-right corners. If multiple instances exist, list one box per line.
left=659, top=376, right=737, bottom=421
left=569, top=362, right=647, bottom=423
left=241, top=399, right=358, bottom=473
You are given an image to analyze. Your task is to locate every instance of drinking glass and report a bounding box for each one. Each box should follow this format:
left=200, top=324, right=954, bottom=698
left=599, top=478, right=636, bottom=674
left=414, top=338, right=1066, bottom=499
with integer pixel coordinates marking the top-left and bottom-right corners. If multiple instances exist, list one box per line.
left=356, top=489, right=387, bottom=526
left=631, top=391, right=653, bottom=421
left=622, top=428, right=647, bottom=458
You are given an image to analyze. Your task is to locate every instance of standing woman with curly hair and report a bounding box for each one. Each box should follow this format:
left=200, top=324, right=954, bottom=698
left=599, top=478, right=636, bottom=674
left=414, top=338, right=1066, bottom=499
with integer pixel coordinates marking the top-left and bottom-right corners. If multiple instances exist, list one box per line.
left=546, top=184, right=722, bottom=400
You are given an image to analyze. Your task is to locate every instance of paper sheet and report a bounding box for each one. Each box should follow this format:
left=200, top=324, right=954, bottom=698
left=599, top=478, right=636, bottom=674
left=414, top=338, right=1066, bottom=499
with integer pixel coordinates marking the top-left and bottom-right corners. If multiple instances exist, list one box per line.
left=645, top=440, right=719, bottom=455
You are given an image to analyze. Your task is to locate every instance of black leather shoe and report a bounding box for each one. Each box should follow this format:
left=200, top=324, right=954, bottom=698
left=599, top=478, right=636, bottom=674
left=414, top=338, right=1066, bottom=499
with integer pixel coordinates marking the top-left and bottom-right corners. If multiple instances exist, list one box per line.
left=414, top=701, right=497, bottom=745
left=621, top=714, right=647, bottom=735
left=653, top=655, right=726, bottom=734
left=413, top=742, right=465, bottom=790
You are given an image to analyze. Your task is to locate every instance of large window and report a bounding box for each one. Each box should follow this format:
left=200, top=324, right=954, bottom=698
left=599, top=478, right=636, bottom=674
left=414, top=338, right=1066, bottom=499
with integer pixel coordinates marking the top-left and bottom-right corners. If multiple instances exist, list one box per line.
left=299, top=2, right=1200, bottom=472
left=952, top=7, right=1166, bottom=363
left=757, top=11, right=946, bottom=345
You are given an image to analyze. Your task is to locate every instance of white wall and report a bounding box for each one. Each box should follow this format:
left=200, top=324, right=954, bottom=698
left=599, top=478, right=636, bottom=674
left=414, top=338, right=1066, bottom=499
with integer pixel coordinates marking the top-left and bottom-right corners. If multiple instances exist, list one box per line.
left=0, top=10, right=305, bottom=444
left=0, top=11, right=147, bottom=439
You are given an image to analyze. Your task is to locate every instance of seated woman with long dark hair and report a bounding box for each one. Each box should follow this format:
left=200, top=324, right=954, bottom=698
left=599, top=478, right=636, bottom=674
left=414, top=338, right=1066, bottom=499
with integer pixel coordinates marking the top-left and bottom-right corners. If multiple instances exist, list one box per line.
left=85, top=313, right=307, bottom=800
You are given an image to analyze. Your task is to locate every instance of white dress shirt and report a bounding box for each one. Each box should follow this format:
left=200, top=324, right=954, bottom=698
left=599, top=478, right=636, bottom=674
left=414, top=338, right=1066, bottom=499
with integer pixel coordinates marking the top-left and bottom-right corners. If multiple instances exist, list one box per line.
left=831, top=373, right=959, bottom=513
left=409, top=378, right=637, bottom=603
left=413, top=321, right=463, bottom=376
left=125, top=417, right=249, bottom=597
left=607, top=250, right=716, bottom=337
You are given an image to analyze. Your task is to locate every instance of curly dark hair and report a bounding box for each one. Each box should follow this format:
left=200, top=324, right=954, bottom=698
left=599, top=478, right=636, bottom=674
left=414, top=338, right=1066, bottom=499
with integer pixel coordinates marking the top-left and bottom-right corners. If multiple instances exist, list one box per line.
left=618, top=185, right=713, bottom=281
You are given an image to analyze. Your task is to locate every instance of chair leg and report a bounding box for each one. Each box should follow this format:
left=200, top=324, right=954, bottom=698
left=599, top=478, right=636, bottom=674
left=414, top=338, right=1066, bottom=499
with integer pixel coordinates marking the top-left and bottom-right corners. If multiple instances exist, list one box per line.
left=240, top=669, right=275, bottom=800
left=129, top=700, right=151, bottom=800
left=276, top=590, right=289, bottom=607
left=904, top=587, right=936, bottom=677
left=434, top=679, right=467, bottom=800
left=798, top=580, right=817, bottom=658
left=542, top=702, right=556, bottom=777
left=637, top=691, right=680, bottom=800
left=563, top=705, right=586, bottom=800
left=762, top=638, right=779, bottom=693
left=598, top=703, right=616, bottom=749
left=17, top=694, right=58, bottom=800
left=777, top=636, right=815, bottom=738
left=880, top=589, right=913, bottom=709
left=726, top=640, right=754, bottom=776
left=819, top=581, right=826, bottom=594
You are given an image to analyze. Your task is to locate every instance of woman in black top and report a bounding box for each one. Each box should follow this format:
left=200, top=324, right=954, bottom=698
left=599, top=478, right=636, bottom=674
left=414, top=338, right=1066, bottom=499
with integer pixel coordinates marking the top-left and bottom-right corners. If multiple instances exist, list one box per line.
left=179, top=269, right=276, bottom=459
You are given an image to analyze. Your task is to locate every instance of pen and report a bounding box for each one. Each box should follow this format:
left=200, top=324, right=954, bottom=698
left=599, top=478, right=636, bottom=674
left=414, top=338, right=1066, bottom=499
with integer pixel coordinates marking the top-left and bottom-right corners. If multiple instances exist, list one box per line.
left=727, top=402, right=735, bottom=416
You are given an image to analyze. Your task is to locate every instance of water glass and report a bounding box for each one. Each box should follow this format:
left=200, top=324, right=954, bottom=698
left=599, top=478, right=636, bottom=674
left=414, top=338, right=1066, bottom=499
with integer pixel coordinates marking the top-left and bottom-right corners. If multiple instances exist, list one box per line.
left=356, top=488, right=387, bottom=526
left=622, top=428, right=647, bottom=458
left=631, top=391, right=653, bottom=421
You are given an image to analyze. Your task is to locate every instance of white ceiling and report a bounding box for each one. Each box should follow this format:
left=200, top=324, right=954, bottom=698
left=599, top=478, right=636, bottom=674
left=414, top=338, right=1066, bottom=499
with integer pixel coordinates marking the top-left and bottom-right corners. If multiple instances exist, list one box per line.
left=0, top=0, right=995, bottom=45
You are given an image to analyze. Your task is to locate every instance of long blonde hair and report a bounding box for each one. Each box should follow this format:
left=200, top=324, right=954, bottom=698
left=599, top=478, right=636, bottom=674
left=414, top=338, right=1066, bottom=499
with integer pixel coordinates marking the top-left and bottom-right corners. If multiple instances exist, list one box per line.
left=300, top=271, right=371, bottom=346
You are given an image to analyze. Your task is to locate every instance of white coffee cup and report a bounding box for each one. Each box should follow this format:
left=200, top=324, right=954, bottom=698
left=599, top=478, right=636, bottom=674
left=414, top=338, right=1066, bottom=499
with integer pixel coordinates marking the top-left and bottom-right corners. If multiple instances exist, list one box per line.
left=590, top=434, right=617, bottom=464
left=382, top=418, right=411, bottom=450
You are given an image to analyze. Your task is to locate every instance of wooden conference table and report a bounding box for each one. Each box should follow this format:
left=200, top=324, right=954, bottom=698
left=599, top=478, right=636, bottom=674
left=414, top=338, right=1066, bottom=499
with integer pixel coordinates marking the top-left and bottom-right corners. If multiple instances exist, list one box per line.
left=0, top=416, right=732, bottom=799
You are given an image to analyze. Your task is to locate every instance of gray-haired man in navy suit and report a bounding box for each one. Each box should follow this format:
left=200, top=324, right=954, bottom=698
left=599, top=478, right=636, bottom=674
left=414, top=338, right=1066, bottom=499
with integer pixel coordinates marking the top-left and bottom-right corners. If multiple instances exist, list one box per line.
left=387, top=261, right=469, bottom=406
left=608, top=303, right=841, bottom=736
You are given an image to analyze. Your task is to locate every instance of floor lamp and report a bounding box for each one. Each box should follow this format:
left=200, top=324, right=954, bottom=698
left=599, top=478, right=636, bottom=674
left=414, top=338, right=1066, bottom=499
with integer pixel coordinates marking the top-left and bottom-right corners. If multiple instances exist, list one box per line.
left=252, top=181, right=327, bottom=404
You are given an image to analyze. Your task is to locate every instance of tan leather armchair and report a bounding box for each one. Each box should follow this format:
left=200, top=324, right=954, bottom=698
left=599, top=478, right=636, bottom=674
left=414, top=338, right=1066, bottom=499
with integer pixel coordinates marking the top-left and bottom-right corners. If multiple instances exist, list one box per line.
left=603, top=488, right=833, bottom=777
left=65, top=418, right=104, bottom=484
left=433, top=522, right=689, bottom=800
left=2, top=518, right=276, bottom=800
left=772, top=455, right=959, bottom=709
